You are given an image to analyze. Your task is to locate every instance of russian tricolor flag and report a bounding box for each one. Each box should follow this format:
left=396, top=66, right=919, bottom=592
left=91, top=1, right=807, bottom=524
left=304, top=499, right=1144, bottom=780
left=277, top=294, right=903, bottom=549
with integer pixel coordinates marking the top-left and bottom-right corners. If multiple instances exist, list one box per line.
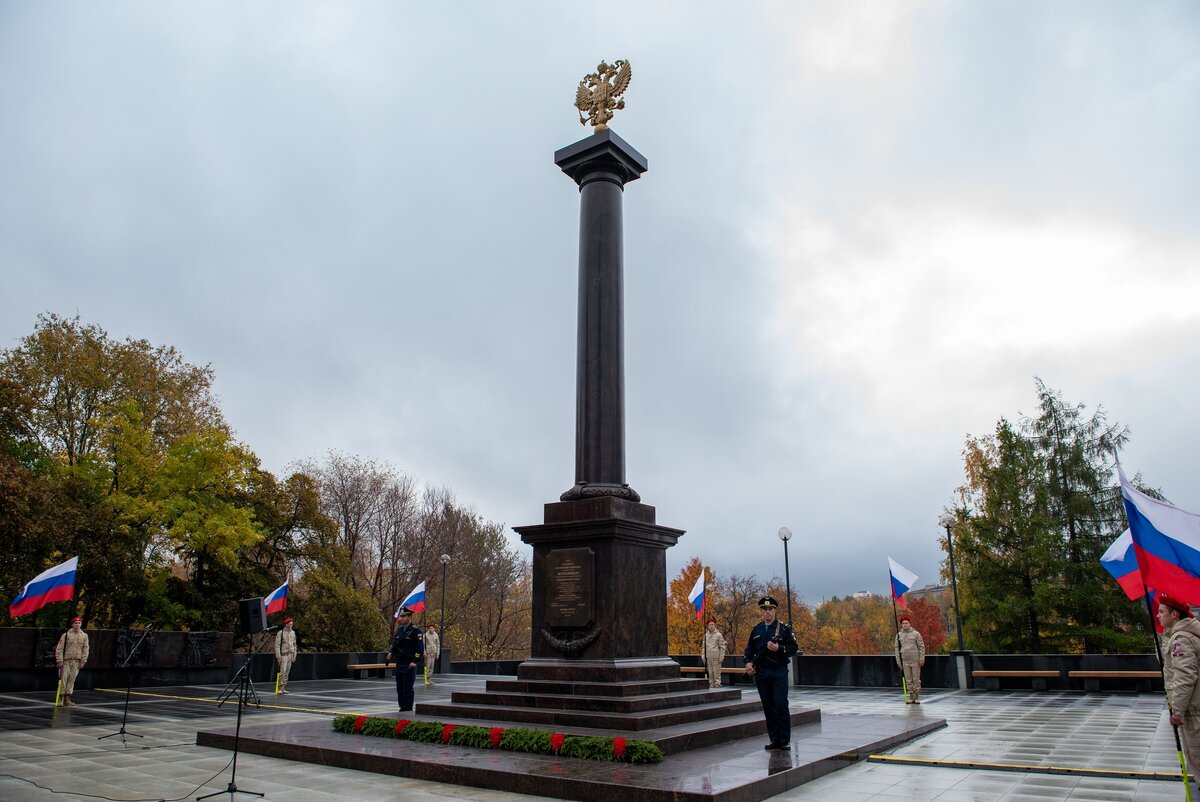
left=888, top=558, right=917, bottom=609
left=9, top=556, right=78, bottom=618
left=264, top=580, right=288, bottom=615
left=1100, top=529, right=1143, bottom=600
left=1118, top=462, right=1200, bottom=605
left=688, top=571, right=705, bottom=621
left=396, top=581, right=427, bottom=617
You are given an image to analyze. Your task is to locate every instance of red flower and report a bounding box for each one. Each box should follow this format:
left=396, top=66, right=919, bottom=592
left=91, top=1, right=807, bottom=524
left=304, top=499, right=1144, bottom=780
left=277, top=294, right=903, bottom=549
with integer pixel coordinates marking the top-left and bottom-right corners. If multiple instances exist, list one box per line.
left=394, top=719, right=410, bottom=736
left=490, top=727, right=504, bottom=748
left=612, top=737, right=627, bottom=759
left=352, top=715, right=367, bottom=733
left=442, top=724, right=457, bottom=744
left=550, top=733, right=565, bottom=753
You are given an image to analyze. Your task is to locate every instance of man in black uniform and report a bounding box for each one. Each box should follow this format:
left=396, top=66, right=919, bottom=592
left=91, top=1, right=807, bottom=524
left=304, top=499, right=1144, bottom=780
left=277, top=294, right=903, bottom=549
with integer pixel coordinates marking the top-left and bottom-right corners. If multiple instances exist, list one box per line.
left=386, top=607, right=423, bottom=712
left=743, top=595, right=799, bottom=750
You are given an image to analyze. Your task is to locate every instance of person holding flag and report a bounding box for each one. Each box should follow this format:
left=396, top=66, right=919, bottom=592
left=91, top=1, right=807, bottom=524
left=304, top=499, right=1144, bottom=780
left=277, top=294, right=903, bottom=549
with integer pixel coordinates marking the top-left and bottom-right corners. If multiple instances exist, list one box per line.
left=423, top=624, right=440, bottom=686
left=274, top=618, right=297, bottom=695
left=701, top=618, right=726, bottom=689
left=54, top=616, right=89, bottom=706
left=888, top=558, right=920, bottom=703
left=894, top=614, right=926, bottom=704
left=1157, top=594, right=1200, bottom=787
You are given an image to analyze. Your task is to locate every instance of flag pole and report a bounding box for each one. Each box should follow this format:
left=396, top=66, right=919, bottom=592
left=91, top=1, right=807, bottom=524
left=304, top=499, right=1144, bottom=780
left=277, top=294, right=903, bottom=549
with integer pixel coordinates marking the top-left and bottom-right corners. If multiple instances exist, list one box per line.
left=701, top=570, right=708, bottom=685
left=1142, top=583, right=1193, bottom=802
left=891, top=584, right=905, bottom=703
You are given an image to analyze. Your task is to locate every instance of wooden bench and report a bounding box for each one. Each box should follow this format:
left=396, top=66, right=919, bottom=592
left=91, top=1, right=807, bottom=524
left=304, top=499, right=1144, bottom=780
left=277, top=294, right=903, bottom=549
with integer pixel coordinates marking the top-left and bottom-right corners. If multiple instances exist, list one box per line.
left=1068, top=670, right=1162, bottom=692
left=972, top=670, right=1061, bottom=690
left=680, top=667, right=749, bottom=684
left=347, top=662, right=392, bottom=679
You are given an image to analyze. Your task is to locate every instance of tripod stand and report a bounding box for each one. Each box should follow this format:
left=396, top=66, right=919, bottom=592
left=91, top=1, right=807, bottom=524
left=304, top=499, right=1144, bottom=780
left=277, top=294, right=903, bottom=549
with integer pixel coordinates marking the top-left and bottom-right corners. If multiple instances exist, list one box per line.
left=98, top=624, right=155, bottom=744
left=199, top=630, right=275, bottom=800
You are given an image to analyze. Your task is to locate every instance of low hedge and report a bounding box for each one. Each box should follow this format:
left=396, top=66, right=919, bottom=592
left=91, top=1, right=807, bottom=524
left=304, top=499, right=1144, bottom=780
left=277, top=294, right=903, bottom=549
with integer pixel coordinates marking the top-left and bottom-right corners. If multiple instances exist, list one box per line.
left=332, top=714, right=664, bottom=764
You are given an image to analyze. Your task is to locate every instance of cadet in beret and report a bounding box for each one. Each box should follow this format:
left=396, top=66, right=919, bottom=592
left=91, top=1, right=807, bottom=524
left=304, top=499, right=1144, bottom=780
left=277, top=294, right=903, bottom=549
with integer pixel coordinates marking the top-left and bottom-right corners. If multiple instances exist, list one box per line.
left=894, top=613, right=926, bottom=704
left=1159, top=594, right=1200, bottom=781
left=55, top=616, right=89, bottom=707
left=387, top=607, right=423, bottom=712
left=702, top=618, right=727, bottom=689
left=274, top=617, right=297, bottom=695
left=423, top=624, right=440, bottom=686
left=743, top=596, right=799, bottom=750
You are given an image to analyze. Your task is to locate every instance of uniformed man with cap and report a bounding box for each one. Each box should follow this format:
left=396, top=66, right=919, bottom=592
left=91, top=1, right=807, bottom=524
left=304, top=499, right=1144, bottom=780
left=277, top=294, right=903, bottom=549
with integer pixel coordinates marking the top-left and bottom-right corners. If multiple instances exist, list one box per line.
left=1159, top=593, right=1200, bottom=781
left=423, top=624, right=440, bottom=686
left=894, top=613, right=926, bottom=704
left=275, top=617, right=297, bottom=694
left=55, top=616, right=89, bottom=706
left=387, top=607, right=423, bottom=712
left=743, top=596, right=799, bottom=750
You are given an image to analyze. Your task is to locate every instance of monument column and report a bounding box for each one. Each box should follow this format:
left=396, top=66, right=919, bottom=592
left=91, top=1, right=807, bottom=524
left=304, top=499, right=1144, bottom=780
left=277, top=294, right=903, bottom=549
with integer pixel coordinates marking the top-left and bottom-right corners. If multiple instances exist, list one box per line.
left=556, top=129, right=646, bottom=503
left=514, top=77, right=684, bottom=682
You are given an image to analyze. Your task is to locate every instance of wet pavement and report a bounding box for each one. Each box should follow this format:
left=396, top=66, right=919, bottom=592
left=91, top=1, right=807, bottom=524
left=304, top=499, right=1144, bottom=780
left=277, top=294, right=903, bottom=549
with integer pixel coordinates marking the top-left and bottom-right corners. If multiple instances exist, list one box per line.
left=0, top=675, right=1189, bottom=801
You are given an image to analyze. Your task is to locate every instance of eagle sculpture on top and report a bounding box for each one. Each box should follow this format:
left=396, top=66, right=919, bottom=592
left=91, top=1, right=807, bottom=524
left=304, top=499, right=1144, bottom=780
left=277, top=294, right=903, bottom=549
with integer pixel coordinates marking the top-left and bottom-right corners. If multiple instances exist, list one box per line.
left=575, top=60, right=632, bottom=131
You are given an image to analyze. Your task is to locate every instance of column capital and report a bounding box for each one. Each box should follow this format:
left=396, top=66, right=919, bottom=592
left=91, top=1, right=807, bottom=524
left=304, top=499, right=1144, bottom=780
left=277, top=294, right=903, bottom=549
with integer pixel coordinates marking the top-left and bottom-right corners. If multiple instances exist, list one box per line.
left=554, top=128, right=648, bottom=187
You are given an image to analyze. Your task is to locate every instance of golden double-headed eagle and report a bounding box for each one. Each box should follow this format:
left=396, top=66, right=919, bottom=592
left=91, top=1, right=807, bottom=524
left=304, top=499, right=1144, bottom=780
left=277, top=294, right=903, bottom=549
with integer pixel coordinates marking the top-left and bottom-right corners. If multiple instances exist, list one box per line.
left=575, top=60, right=631, bottom=131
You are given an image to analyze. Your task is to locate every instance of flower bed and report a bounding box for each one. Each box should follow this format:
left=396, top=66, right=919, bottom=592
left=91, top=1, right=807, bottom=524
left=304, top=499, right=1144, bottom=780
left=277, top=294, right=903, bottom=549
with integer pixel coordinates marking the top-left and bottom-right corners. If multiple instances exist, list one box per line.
left=331, top=715, right=664, bottom=764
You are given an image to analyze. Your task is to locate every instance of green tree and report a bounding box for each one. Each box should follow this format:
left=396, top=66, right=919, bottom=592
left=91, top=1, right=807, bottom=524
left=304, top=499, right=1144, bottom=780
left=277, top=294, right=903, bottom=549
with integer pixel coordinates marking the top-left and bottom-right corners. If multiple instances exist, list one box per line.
left=949, top=381, right=1151, bottom=653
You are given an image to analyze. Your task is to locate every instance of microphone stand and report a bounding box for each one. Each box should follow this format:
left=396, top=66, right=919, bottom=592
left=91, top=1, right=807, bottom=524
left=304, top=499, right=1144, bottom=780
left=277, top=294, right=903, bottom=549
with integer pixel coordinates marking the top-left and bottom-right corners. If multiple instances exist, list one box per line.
left=199, top=628, right=276, bottom=800
left=98, top=624, right=155, bottom=744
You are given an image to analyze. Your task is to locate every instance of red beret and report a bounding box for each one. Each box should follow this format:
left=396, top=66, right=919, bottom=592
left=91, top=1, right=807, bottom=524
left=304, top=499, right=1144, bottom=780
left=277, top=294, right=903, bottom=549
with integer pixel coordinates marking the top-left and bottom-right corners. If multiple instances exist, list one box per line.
left=706, top=618, right=716, bottom=624
left=426, top=624, right=436, bottom=629
left=71, top=617, right=82, bottom=623
left=283, top=618, right=294, bottom=625
left=898, top=614, right=912, bottom=623
left=1160, top=594, right=1193, bottom=617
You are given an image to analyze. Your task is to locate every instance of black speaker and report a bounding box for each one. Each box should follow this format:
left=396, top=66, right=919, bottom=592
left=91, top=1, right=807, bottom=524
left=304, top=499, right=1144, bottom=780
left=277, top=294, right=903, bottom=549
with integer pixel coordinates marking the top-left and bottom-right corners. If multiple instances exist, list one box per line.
left=239, top=597, right=266, bottom=633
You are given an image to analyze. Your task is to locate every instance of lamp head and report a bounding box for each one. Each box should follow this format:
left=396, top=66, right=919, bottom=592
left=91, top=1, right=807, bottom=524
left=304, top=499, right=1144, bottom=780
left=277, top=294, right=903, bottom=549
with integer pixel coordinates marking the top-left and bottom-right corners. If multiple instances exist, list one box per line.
left=777, top=526, right=792, bottom=542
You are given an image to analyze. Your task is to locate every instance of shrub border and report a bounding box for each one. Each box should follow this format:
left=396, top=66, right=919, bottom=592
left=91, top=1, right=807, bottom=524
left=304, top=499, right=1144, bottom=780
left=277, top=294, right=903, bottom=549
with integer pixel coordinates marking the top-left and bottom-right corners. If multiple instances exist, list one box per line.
left=332, top=715, right=664, bottom=764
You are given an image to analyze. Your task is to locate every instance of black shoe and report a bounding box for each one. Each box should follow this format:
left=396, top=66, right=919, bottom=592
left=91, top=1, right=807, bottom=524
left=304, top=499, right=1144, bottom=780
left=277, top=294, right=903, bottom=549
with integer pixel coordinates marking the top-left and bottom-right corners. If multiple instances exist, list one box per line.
left=764, top=742, right=776, bottom=750
left=770, top=742, right=790, bottom=750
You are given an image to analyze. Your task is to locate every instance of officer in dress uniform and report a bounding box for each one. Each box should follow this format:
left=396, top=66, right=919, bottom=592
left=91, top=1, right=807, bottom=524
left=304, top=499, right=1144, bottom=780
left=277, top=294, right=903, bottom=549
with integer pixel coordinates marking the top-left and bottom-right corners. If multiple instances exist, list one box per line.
left=894, top=613, right=926, bottom=704
left=274, top=617, right=297, bottom=694
left=387, top=607, right=423, bottom=712
left=55, top=616, right=89, bottom=706
left=1160, top=593, right=1200, bottom=786
left=743, top=596, right=799, bottom=750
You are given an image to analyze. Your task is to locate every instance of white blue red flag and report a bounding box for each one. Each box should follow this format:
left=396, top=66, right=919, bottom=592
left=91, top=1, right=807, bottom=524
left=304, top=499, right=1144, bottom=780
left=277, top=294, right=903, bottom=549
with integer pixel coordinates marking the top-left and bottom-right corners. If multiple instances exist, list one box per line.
left=396, top=581, right=427, bottom=618
left=888, top=558, right=917, bottom=609
left=9, top=556, right=79, bottom=618
left=1100, top=529, right=1143, bottom=600
left=1118, top=462, right=1200, bottom=605
left=688, top=571, right=705, bottom=621
left=264, top=580, right=288, bottom=615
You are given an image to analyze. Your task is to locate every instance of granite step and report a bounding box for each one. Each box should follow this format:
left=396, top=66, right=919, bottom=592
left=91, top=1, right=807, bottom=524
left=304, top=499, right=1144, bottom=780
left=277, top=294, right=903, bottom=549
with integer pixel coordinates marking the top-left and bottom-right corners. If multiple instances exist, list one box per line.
left=450, top=686, right=743, bottom=714
left=415, top=697, right=764, bottom=732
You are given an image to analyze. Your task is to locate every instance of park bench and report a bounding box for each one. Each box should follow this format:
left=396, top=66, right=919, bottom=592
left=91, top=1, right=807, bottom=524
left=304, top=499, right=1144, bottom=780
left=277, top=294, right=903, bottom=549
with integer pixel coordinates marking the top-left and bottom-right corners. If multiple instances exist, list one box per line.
left=972, top=669, right=1061, bottom=691
left=1067, top=670, right=1162, bottom=692
left=347, top=662, right=392, bottom=679
left=679, top=666, right=749, bottom=685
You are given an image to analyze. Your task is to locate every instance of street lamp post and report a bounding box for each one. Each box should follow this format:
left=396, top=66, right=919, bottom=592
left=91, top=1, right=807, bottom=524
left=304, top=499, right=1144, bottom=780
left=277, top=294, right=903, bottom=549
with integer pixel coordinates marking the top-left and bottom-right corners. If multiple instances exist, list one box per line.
left=942, top=520, right=965, bottom=652
left=777, top=527, right=793, bottom=631
left=439, top=554, right=450, bottom=672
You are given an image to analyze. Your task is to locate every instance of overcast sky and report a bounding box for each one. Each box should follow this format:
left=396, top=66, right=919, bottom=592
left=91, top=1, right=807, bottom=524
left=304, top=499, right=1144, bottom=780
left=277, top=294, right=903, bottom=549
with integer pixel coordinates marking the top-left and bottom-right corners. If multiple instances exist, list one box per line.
left=2, top=2, right=1197, bottom=604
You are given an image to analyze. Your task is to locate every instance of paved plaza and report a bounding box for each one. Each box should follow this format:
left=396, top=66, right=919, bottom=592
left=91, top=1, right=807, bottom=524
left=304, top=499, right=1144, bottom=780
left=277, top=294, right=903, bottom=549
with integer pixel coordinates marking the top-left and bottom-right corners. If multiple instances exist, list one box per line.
left=0, top=674, right=1190, bottom=801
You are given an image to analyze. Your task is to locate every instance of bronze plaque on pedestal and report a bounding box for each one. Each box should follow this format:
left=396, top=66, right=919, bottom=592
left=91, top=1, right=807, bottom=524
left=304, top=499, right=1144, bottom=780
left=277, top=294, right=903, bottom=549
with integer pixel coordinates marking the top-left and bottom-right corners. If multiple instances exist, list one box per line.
left=547, top=547, right=594, bottom=628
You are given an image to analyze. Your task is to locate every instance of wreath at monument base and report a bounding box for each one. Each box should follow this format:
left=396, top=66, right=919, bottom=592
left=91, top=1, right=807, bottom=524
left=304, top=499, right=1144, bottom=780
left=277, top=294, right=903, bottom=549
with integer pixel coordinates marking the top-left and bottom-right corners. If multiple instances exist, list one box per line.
left=331, top=714, right=663, bottom=764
